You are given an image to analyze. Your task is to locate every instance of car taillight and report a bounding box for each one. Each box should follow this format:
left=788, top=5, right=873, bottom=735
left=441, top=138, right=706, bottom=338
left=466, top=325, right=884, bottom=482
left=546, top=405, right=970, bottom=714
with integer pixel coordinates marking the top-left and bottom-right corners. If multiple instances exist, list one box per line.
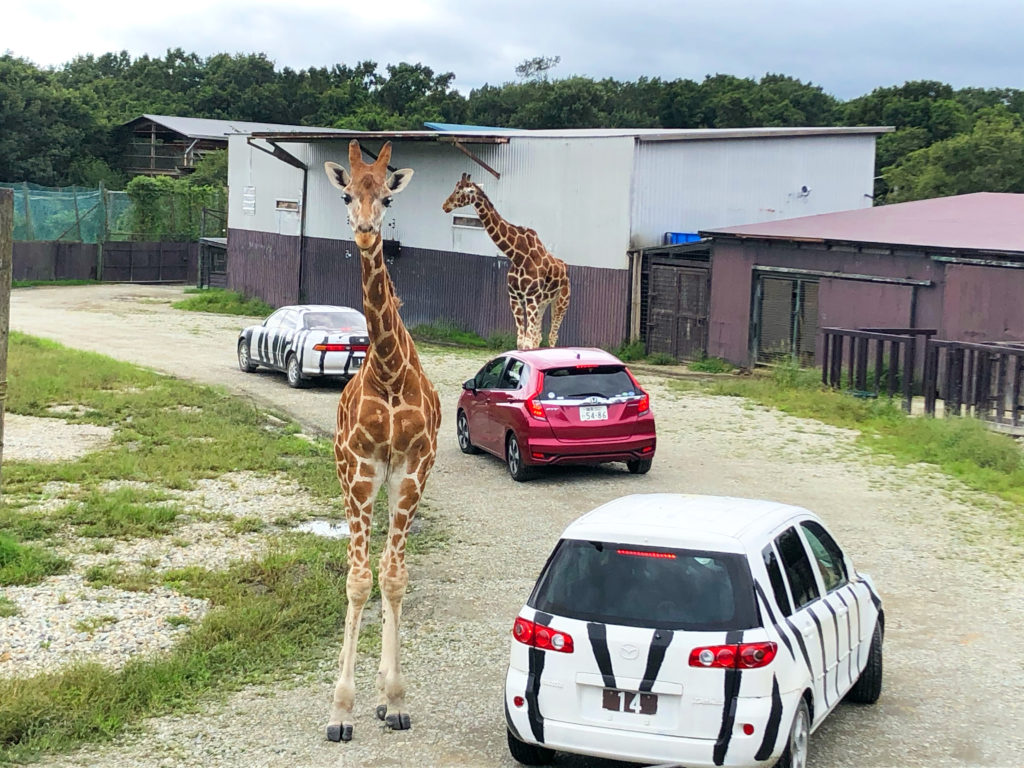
left=689, top=642, right=777, bottom=669
left=525, top=385, right=546, bottom=420
left=512, top=616, right=573, bottom=654
left=626, top=369, right=650, bottom=414
left=617, top=548, right=676, bottom=559
left=312, top=343, right=370, bottom=352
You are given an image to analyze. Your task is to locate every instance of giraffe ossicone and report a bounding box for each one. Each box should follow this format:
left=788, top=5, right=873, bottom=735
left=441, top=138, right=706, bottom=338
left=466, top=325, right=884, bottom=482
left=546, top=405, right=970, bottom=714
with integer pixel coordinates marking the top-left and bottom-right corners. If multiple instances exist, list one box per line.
left=442, top=172, right=571, bottom=349
left=323, top=139, right=441, bottom=743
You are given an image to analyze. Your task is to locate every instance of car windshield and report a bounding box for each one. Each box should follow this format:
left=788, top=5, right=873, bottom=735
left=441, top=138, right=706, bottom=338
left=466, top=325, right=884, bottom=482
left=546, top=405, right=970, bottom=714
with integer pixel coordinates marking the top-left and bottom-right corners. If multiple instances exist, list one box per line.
left=303, top=310, right=366, bottom=331
left=529, top=540, right=758, bottom=631
left=540, top=365, right=636, bottom=400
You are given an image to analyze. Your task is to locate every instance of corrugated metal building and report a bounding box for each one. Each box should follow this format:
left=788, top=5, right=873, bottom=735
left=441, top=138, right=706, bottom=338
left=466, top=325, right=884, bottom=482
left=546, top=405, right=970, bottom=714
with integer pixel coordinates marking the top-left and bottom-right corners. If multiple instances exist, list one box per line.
left=226, top=125, right=889, bottom=348
left=701, top=192, right=1024, bottom=367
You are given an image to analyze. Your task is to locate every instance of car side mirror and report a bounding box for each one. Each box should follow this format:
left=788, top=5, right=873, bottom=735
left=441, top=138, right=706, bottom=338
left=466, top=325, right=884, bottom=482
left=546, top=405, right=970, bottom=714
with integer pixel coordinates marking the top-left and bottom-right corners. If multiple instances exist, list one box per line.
left=463, top=378, right=477, bottom=392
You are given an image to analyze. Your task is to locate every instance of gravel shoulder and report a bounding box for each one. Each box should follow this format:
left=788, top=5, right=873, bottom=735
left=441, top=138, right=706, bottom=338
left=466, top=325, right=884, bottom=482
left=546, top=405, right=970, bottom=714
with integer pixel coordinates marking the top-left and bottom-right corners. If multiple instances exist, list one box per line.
left=7, top=284, right=1024, bottom=768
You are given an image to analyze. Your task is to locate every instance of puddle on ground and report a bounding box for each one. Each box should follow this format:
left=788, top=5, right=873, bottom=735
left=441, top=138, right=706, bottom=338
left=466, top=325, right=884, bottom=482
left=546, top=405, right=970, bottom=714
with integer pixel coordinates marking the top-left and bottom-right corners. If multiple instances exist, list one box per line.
left=292, top=519, right=351, bottom=538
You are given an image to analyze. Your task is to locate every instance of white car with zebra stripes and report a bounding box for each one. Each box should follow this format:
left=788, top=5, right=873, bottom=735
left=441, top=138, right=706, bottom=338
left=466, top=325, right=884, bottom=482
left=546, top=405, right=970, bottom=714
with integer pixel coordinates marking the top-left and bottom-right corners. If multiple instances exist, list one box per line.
left=237, top=305, right=368, bottom=388
left=505, top=494, right=883, bottom=768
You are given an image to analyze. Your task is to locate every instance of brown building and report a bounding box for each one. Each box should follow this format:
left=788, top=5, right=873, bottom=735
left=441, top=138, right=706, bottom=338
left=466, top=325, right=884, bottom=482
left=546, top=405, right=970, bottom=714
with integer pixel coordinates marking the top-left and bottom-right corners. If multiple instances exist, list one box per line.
left=698, top=192, right=1024, bottom=367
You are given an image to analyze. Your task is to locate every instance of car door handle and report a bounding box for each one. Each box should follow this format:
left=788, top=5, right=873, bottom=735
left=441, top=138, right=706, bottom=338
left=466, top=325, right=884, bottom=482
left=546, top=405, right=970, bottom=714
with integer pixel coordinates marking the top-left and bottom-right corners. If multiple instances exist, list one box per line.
left=837, top=607, right=849, bottom=617
left=801, top=626, right=815, bottom=638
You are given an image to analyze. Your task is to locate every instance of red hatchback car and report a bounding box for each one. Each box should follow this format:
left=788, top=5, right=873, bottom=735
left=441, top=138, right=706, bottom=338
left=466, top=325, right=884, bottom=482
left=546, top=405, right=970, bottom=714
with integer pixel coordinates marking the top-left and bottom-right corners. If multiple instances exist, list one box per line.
left=456, top=348, right=656, bottom=481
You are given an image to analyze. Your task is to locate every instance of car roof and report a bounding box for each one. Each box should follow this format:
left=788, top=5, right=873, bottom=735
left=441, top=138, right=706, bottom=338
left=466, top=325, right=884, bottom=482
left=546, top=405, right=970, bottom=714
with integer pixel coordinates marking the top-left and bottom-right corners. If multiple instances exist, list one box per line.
left=561, top=494, right=813, bottom=554
left=509, top=347, right=624, bottom=368
left=279, top=305, right=362, bottom=314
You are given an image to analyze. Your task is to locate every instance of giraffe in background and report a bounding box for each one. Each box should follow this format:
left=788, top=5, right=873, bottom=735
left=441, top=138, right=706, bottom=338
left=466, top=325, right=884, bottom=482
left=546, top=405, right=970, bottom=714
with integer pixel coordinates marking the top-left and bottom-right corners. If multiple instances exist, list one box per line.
left=322, top=140, right=440, bottom=742
left=443, top=173, right=571, bottom=349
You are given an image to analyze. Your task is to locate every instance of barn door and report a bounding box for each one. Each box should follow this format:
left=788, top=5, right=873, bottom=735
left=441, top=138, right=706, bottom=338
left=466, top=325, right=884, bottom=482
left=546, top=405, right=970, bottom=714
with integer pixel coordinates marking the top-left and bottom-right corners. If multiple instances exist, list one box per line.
left=754, top=275, right=819, bottom=364
left=646, top=264, right=709, bottom=360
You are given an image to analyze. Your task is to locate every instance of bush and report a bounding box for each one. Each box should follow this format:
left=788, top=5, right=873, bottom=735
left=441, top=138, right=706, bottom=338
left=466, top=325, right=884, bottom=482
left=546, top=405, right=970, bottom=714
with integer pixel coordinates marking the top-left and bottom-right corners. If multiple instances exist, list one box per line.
left=646, top=352, right=678, bottom=366
left=689, top=356, right=735, bottom=374
left=612, top=340, right=646, bottom=362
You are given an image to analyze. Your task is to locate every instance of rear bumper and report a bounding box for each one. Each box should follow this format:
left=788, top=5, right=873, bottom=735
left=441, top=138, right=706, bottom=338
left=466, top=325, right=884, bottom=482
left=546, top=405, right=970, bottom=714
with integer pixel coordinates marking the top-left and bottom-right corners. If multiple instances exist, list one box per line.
left=301, top=353, right=363, bottom=378
left=522, top=434, right=655, bottom=466
left=506, top=668, right=787, bottom=767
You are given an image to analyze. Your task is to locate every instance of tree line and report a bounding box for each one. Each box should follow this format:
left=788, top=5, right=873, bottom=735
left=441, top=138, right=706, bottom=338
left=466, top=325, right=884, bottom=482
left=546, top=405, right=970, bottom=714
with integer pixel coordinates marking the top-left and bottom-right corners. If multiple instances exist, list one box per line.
left=3, top=49, right=1024, bottom=202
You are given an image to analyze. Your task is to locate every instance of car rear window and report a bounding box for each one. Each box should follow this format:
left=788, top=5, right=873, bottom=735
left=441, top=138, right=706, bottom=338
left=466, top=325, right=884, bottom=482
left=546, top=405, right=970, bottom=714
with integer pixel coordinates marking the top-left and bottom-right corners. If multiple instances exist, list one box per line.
left=540, top=366, right=637, bottom=400
left=304, top=310, right=366, bottom=331
left=528, top=540, right=758, bottom=631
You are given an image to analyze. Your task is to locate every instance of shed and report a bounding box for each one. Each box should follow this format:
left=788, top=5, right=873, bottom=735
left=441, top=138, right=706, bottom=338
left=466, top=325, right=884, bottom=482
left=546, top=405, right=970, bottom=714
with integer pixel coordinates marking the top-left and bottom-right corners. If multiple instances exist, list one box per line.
left=702, top=192, right=1024, bottom=367
left=226, top=125, right=889, bottom=348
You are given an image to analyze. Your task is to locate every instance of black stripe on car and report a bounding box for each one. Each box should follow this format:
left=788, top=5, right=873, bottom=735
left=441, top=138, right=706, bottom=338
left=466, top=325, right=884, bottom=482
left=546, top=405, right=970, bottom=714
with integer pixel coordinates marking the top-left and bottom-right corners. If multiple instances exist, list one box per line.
left=639, top=629, right=673, bottom=692
left=860, top=575, right=883, bottom=613
left=713, top=629, right=743, bottom=766
left=318, top=334, right=328, bottom=374
left=587, top=622, right=617, bottom=690
left=753, top=581, right=795, bottom=662
left=783, top=616, right=814, bottom=682
left=835, top=589, right=855, bottom=687
left=754, top=675, right=784, bottom=761
left=822, top=599, right=842, bottom=701
left=524, top=611, right=553, bottom=743
left=808, top=605, right=829, bottom=710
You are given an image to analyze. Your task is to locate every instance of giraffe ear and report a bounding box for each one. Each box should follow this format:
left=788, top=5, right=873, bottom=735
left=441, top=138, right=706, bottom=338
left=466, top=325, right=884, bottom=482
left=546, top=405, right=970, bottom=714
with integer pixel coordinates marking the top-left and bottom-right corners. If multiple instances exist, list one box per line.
left=387, top=168, right=414, bottom=194
left=324, top=161, right=350, bottom=190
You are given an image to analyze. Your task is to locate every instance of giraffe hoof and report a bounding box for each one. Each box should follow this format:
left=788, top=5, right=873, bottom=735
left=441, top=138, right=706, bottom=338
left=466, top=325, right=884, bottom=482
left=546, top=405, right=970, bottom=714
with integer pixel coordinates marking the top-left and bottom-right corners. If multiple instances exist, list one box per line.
left=326, top=723, right=353, bottom=742
left=375, top=705, right=388, bottom=721
left=385, top=712, right=411, bottom=731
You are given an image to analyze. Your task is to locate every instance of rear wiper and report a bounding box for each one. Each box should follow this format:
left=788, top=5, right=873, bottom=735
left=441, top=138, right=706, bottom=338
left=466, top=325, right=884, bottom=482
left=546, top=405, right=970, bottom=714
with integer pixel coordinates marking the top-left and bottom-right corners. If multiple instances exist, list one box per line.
left=569, top=392, right=609, bottom=399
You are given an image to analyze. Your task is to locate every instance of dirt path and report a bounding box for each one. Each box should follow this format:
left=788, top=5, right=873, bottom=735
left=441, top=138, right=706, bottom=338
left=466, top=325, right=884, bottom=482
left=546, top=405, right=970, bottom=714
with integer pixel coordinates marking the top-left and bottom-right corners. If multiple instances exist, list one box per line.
left=9, top=284, right=1024, bottom=768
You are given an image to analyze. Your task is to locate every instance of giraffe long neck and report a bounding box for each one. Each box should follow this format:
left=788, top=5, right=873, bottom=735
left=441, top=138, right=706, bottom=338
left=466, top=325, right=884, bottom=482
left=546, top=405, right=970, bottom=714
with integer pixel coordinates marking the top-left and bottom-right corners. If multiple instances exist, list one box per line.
left=472, top=191, right=524, bottom=266
left=359, top=236, right=419, bottom=390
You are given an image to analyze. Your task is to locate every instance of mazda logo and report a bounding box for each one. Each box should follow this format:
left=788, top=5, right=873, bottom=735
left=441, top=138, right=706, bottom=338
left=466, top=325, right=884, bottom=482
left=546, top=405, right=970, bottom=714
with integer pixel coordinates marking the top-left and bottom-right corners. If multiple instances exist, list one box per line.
left=619, top=644, right=639, bottom=660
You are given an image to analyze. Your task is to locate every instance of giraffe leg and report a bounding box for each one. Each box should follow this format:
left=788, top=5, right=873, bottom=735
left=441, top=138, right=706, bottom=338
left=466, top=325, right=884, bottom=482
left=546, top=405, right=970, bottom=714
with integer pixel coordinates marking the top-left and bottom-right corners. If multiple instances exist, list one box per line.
left=327, top=468, right=381, bottom=743
left=375, top=454, right=433, bottom=732
left=509, top=293, right=528, bottom=350
left=525, top=302, right=544, bottom=350
left=548, top=283, right=570, bottom=347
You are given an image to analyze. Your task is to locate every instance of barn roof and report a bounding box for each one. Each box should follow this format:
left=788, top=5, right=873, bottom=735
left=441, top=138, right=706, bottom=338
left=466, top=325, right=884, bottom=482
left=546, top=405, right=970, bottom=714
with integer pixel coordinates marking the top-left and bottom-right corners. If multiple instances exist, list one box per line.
left=704, top=193, right=1024, bottom=255
left=122, top=114, right=350, bottom=141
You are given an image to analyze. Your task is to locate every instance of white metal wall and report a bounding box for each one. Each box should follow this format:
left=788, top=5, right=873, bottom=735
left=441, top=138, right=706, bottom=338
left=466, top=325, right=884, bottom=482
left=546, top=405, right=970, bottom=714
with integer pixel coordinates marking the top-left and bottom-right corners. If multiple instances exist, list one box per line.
left=629, top=135, right=878, bottom=248
left=229, top=134, right=637, bottom=270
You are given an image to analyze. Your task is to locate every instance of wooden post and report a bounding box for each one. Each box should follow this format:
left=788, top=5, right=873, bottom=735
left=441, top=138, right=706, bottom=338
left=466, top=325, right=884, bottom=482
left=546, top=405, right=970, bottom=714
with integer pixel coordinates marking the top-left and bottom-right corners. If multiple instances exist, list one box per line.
left=0, top=188, right=13, bottom=489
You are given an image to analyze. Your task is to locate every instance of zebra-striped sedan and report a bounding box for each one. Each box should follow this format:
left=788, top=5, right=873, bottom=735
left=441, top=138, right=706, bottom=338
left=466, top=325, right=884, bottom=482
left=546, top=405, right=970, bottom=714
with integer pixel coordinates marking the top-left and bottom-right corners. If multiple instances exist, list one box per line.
left=237, top=305, right=369, bottom=388
left=505, top=494, right=883, bottom=768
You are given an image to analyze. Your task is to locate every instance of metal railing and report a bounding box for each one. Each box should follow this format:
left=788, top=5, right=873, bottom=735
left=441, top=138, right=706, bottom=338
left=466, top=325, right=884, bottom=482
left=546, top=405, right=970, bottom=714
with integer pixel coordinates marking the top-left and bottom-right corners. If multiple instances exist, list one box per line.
left=821, top=328, right=936, bottom=412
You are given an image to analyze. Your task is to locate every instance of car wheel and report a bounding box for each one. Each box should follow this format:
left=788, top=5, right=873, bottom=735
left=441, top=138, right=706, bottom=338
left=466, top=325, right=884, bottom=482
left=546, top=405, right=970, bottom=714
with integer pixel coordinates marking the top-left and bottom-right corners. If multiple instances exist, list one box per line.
left=456, top=410, right=480, bottom=455
left=506, top=728, right=554, bottom=766
left=846, top=619, right=883, bottom=704
left=237, top=340, right=257, bottom=372
left=286, top=354, right=307, bottom=388
left=774, top=698, right=810, bottom=768
left=505, top=433, right=534, bottom=482
left=627, top=458, right=652, bottom=474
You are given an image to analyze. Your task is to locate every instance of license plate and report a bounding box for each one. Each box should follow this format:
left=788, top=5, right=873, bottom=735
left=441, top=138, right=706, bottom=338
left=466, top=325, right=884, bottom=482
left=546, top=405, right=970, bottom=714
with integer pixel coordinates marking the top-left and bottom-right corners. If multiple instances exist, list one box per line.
left=351, top=356, right=363, bottom=369
left=579, top=405, right=608, bottom=421
left=602, top=689, right=658, bottom=715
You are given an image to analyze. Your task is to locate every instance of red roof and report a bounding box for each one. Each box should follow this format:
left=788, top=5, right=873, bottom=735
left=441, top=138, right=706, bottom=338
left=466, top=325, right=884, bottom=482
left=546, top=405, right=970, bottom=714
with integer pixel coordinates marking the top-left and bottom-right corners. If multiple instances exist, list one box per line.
left=704, top=193, right=1024, bottom=255
left=512, top=347, right=624, bottom=368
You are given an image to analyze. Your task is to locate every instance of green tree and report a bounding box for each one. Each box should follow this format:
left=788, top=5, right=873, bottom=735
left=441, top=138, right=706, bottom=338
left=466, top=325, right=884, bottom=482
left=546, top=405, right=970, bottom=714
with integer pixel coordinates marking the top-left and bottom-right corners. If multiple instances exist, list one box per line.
left=186, top=150, right=228, bottom=189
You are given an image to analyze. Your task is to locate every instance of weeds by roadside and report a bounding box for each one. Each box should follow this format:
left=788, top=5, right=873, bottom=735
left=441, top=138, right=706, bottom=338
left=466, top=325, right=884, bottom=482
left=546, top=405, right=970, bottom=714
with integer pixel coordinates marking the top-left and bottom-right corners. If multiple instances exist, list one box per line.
left=171, top=288, right=273, bottom=317
left=410, top=319, right=516, bottom=350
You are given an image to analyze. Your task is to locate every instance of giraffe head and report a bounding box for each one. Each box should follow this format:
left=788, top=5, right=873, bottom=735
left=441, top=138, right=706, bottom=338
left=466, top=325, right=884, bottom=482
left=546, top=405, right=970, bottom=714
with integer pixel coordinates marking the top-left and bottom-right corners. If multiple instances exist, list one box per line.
left=325, top=140, right=413, bottom=251
left=441, top=172, right=482, bottom=213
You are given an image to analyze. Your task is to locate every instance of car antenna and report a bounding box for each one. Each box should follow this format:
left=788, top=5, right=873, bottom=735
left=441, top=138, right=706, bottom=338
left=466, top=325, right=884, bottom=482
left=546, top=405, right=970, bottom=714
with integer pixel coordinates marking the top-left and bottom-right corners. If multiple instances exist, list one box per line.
left=576, top=353, right=580, bottom=359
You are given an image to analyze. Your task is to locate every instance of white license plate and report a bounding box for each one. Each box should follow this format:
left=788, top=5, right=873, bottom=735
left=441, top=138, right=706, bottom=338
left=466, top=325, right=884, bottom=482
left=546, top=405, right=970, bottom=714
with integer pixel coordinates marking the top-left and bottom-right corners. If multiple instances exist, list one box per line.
left=351, top=356, right=363, bottom=369
left=579, top=405, right=608, bottom=421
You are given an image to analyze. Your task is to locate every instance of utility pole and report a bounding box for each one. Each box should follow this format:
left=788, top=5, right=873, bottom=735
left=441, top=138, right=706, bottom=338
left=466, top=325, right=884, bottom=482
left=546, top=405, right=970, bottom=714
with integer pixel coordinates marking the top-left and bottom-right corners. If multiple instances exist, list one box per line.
left=0, top=188, right=12, bottom=489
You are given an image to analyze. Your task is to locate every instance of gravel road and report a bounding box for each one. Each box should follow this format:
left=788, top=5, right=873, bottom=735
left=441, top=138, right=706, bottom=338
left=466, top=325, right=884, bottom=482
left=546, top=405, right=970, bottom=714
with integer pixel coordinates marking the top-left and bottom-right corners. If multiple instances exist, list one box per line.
left=8, top=284, right=1024, bottom=768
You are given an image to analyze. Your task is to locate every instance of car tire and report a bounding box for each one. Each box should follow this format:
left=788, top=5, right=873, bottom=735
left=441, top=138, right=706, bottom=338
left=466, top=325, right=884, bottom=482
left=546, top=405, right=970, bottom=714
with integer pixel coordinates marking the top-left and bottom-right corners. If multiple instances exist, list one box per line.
left=506, top=729, right=554, bottom=766
left=846, top=619, right=883, bottom=704
left=237, top=340, right=257, bottom=372
left=286, top=354, right=307, bottom=388
left=627, top=458, right=653, bottom=474
left=774, top=698, right=810, bottom=768
left=456, top=410, right=480, bottom=455
left=505, top=433, right=534, bottom=482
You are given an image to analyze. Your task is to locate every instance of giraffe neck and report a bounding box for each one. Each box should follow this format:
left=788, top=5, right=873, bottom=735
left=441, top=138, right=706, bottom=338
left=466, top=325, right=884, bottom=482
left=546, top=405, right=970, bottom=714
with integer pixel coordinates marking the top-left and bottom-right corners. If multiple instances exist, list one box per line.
left=471, top=190, right=525, bottom=267
left=358, top=236, right=419, bottom=389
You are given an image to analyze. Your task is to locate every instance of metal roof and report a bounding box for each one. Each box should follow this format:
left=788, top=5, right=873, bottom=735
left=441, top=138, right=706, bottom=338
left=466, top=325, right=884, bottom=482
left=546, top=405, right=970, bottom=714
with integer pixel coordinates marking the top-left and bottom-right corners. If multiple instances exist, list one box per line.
left=252, top=125, right=892, bottom=144
left=704, top=192, right=1024, bottom=255
left=124, top=114, right=351, bottom=141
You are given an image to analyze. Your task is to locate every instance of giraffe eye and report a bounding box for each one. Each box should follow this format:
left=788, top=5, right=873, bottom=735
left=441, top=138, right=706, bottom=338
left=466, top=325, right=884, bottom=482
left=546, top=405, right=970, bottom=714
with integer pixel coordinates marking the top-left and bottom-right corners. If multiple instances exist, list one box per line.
left=342, top=193, right=352, bottom=204
left=382, top=197, right=392, bottom=208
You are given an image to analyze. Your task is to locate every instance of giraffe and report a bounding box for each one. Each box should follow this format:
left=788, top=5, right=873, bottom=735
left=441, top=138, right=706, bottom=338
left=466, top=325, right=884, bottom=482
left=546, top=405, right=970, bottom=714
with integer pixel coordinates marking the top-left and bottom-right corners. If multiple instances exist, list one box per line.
left=322, top=140, right=441, bottom=743
left=442, top=173, right=570, bottom=350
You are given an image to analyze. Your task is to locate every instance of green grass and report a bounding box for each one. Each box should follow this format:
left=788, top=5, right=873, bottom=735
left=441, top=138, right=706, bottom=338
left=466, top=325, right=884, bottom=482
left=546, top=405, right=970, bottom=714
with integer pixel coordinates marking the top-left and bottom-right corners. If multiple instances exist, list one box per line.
left=0, top=534, right=70, bottom=586
left=12, top=280, right=101, bottom=289
left=53, top=488, right=182, bottom=539
left=678, top=361, right=1024, bottom=541
left=83, top=562, right=158, bottom=592
left=611, top=340, right=646, bottom=362
left=0, top=537, right=350, bottom=763
left=171, top=288, right=273, bottom=317
left=646, top=351, right=678, bottom=366
left=688, top=356, right=735, bottom=374
left=0, top=596, right=20, bottom=618
left=410, top=320, right=516, bottom=351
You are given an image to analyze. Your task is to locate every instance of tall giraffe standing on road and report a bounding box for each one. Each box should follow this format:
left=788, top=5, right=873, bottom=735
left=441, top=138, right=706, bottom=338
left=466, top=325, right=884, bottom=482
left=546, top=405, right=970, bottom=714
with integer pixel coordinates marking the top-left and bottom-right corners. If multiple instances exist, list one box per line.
left=443, top=173, right=571, bottom=349
left=323, top=140, right=440, bottom=742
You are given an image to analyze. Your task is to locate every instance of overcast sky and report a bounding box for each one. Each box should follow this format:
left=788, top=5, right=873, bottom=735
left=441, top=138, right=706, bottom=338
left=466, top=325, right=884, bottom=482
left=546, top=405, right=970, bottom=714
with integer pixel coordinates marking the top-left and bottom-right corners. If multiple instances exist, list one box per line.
left=5, top=0, right=1024, bottom=101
